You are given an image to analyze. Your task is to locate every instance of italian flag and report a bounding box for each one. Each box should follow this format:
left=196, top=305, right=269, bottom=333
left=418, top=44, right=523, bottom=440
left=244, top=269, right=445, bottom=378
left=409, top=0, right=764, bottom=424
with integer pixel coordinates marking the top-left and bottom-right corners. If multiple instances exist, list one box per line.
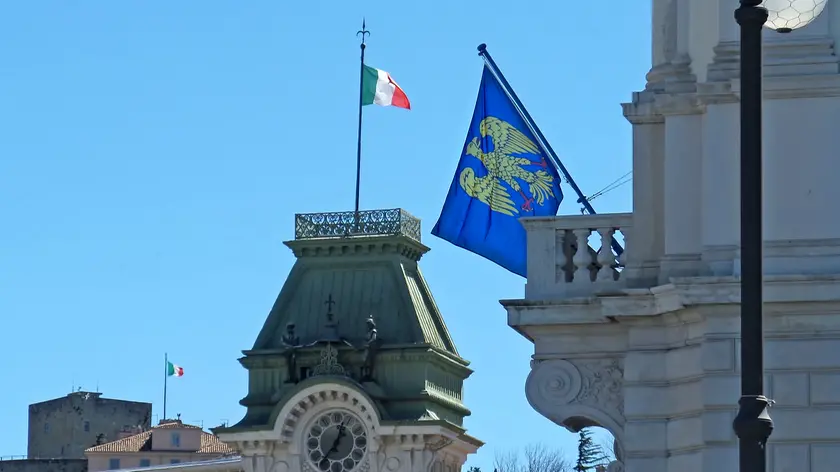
left=362, top=65, right=410, bottom=110
left=167, top=361, right=184, bottom=377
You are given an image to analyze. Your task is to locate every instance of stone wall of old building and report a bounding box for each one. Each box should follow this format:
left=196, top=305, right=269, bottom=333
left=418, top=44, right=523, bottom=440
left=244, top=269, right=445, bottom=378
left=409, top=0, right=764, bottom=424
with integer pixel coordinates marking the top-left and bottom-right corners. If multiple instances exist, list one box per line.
left=27, top=392, right=151, bottom=459
left=0, top=458, right=87, bottom=472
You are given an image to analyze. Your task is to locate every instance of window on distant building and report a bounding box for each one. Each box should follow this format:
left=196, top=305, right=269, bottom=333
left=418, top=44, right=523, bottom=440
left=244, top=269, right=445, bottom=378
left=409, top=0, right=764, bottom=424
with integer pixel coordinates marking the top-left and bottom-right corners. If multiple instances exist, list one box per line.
left=139, top=458, right=151, bottom=467
left=171, top=432, right=181, bottom=447
left=83, top=421, right=90, bottom=432
left=43, top=423, right=50, bottom=434
left=108, top=458, right=120, bottom=470
left=170, top=459, right=181, bottom=464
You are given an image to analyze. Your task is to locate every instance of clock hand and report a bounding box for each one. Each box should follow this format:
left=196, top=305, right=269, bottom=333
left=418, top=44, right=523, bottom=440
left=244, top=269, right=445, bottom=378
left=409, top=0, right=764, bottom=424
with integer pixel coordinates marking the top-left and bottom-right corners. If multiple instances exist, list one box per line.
left=326, top=420, right=350, bottom=456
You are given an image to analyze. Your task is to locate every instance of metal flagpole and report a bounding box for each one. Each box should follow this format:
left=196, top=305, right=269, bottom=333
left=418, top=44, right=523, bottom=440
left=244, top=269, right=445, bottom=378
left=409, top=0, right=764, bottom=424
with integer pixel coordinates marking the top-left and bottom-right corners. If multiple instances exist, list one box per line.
left=476, top=44, right=623, bottom=255
left=354, top=20, right=370, bottom=230
left=163, top=353, right=168, bottom=421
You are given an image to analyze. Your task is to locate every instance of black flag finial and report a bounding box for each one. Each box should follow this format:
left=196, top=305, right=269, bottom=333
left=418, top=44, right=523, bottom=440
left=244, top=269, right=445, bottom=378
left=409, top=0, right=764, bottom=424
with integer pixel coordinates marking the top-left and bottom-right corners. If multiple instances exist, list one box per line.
left=357, top=19, right=370, bottom=46
left=354, top=18, right=370, bottom=224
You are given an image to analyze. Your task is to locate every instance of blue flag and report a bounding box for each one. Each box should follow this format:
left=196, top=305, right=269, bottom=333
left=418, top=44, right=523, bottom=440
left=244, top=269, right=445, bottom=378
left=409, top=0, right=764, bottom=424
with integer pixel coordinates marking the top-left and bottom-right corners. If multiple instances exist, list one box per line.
left=432, top=66, right=564, bottom=277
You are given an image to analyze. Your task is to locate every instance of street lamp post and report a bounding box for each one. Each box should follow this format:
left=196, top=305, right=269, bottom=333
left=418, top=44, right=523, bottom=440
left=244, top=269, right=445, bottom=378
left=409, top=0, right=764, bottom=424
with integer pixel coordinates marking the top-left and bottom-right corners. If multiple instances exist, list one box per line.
left=731, top=1, right=827, bottom=472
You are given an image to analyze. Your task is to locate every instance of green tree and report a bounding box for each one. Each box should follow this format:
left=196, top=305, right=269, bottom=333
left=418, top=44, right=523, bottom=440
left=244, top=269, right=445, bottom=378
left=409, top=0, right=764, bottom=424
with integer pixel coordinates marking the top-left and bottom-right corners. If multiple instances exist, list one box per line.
left=574, top=429, right=603, bottom=471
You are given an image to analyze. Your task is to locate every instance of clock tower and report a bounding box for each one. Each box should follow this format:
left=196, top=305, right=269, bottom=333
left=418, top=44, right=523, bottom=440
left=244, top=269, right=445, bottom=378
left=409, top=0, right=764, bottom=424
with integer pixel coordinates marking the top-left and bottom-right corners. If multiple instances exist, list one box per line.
left=214, top=209, right=482, bottom=472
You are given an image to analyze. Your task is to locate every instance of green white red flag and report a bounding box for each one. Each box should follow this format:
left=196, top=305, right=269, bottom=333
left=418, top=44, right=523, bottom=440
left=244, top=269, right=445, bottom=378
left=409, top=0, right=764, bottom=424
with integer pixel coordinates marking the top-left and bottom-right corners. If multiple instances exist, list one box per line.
left=361, top=65, right=410, bottom=109
left=166, top=361, right=184, bottom=377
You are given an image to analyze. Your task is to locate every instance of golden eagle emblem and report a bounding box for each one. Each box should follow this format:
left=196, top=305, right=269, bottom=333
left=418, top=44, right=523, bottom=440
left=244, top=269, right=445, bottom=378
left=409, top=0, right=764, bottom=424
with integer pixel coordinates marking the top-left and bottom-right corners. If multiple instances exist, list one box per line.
left=459, top=116, right=557, bottom=216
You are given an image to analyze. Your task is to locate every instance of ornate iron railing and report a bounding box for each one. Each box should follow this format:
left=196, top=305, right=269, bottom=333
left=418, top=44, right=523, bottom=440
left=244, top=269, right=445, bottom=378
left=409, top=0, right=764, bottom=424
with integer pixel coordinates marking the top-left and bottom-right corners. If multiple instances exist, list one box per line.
left=294, top=209, right=422, bottom=242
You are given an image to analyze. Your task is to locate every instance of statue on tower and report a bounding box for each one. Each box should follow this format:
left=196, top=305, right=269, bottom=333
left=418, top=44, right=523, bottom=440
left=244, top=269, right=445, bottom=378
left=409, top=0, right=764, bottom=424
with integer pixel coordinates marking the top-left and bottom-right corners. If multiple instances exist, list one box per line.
left=361, top=315, right=381, bottom=381
left=281, top=322, right=301, bottom=383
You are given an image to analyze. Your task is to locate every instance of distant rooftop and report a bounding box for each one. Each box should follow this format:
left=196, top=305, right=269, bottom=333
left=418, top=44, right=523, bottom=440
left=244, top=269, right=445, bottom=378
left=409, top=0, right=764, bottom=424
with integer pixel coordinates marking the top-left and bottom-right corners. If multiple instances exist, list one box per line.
left=85, top=420, right=233, bottom=455
left=294, top=208, right=421, bottom=243
left=29, top=390, right=151, bottom=407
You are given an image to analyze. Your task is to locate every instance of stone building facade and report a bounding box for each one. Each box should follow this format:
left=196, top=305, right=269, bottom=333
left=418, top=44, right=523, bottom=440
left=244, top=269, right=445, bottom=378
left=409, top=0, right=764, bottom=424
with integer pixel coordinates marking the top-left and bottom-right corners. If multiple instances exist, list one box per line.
left=27, top=391, right=152, bottom=460
left=503, top=1, right=840, bottom=471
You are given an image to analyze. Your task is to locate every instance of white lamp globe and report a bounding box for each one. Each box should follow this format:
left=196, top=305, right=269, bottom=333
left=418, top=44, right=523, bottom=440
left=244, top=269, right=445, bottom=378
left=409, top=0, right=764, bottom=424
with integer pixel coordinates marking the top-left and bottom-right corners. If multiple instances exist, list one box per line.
left=761, top=0, right=828, bottom=33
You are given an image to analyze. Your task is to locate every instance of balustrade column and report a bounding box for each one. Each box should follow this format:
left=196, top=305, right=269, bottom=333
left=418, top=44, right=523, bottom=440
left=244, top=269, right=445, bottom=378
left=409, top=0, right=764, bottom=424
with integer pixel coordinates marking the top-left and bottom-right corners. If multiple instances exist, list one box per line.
left=597, top=227, right=617, bottom=281
left=572, top=229, right=593, bottom=283
left=618, top=229, right=628, bottom=268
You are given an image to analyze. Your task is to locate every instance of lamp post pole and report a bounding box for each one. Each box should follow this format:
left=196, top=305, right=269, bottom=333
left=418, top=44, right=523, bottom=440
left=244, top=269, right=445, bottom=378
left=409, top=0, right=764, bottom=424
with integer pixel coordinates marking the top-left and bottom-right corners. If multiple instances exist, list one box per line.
left=732, top=2, right=772, bottom=472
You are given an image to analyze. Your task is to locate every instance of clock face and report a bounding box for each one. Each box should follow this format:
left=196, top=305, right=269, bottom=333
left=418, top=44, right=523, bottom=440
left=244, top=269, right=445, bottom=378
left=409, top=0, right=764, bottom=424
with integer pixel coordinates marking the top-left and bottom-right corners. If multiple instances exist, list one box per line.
left=305, top=410, right=368, bottom=472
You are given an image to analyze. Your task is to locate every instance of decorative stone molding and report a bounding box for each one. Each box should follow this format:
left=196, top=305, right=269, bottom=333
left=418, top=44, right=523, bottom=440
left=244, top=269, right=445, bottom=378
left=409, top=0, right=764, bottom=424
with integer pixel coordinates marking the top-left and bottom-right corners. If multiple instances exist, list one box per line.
left=286, top=237, right=428, bottom=262
left=763, top=36, right=839, bottom=77
left=626, top=52, right=699, bottom=123
left=272, top=383, right=380, bottom=447
left=525, top=358, right=625, bottom=447
left=708, top=37, right=838, bottom=83
left=653, top=93, right=702, bottom=116
left=621, top=95, right=664, bottom=125
left=702, top=36, right=840, bottom=103
left=644, top=54, right=701, bottom=118
left=734, top=73, right=840, bottom=100
left=371, top=432, right=471, bottom=472
left=236, top=442, right=267, bottom=472
left=658, top=253, right=704, bottom=281
left=223, top=382, right=479, bottom=472
left=646, top=54, right=696, bottom=95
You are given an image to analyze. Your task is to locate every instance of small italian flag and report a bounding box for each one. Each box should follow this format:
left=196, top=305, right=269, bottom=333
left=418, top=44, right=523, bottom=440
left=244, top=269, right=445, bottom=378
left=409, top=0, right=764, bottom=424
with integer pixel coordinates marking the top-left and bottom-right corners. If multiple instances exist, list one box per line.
left=166, top=361, right=184, bottom=377
left=362, top=65, right=410, bottom=110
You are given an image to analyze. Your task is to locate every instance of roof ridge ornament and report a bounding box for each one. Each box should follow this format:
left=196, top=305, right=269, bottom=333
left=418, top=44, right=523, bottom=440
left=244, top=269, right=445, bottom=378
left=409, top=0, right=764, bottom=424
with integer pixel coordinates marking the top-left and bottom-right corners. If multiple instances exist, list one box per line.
left=322, top=294, right=341, bottom=341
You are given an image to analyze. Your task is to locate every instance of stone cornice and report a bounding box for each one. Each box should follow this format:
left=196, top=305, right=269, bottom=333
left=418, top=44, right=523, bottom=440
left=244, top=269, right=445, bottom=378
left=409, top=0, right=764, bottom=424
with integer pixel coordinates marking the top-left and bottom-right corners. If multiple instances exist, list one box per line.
left=284, top=234, right=429, bottom=261
left=504, top=275, right=840, bottom=327
left=623, top=55, right=700, bottom=122
left=645, top=55, right=697, bottom=94
left=520, top=213, right=633, bottom=231
left=671, top=274, right=840, bottom=306
left=653, top=93, right=704, bottom=116
left=701, top=35, right=840, bottom=104
left=622, top=98, right=665, bottom=125
left=732, top=73, right=840, bottom=100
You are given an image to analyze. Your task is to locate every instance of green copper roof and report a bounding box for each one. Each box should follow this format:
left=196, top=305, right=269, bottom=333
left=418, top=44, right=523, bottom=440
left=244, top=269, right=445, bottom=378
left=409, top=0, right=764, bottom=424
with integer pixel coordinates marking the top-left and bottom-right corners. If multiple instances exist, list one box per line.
left=225, top=209, right=473, bottom=431
left=251, top=209, right=457, bottom=354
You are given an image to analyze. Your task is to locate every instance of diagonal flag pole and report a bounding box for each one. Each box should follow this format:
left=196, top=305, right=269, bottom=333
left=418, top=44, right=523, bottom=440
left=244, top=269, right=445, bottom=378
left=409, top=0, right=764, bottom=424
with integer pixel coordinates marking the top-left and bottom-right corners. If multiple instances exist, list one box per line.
left=477, top=43, right=623, bottom=255
left=354, top=20, right=370, bottom=231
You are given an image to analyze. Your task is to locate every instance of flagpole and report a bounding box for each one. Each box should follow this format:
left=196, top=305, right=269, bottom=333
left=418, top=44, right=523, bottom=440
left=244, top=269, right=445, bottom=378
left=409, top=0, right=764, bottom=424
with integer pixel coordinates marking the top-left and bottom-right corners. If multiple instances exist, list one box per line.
left=163, top=353, right=168, bottom=421
left=477, top=43, right=623, bottom=255
left=354, top=20, right=370, bottom=230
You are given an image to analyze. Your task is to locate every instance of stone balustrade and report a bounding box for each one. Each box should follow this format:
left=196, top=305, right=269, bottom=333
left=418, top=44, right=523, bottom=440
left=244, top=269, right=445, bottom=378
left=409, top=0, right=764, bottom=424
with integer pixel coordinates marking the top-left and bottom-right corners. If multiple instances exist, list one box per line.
left=521, top=213, right=633, bottom=298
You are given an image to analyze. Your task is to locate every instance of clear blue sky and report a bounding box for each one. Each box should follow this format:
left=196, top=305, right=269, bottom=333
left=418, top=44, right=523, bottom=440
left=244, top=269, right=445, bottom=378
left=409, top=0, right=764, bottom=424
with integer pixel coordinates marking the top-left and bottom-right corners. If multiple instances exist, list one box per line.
left=0, top=2, right=649, bottom=469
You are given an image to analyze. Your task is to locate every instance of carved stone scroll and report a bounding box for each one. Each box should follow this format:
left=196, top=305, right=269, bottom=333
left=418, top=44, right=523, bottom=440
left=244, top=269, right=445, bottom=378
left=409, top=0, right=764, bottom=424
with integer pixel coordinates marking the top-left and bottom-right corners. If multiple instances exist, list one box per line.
left=525, top=358, right=625, bottom=448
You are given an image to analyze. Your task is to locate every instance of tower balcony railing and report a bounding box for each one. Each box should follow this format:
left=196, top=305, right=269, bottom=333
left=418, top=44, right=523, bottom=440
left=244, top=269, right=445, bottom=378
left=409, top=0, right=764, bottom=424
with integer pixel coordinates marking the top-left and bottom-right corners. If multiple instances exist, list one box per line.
left=294, top=208, right=422, bottom=243
left=522, top=213, right=633, bottom=299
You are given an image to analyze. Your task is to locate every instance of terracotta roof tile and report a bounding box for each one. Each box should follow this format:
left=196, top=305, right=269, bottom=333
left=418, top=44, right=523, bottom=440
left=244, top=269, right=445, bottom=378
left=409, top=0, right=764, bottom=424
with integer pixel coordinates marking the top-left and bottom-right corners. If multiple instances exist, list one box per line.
left=85, top=431, right=152, bottom=453
left=155, top=420, right=202, bottom=429
left=199, top=433, right=236, bottom=454
left=85, top=421, right=234, bottom=455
